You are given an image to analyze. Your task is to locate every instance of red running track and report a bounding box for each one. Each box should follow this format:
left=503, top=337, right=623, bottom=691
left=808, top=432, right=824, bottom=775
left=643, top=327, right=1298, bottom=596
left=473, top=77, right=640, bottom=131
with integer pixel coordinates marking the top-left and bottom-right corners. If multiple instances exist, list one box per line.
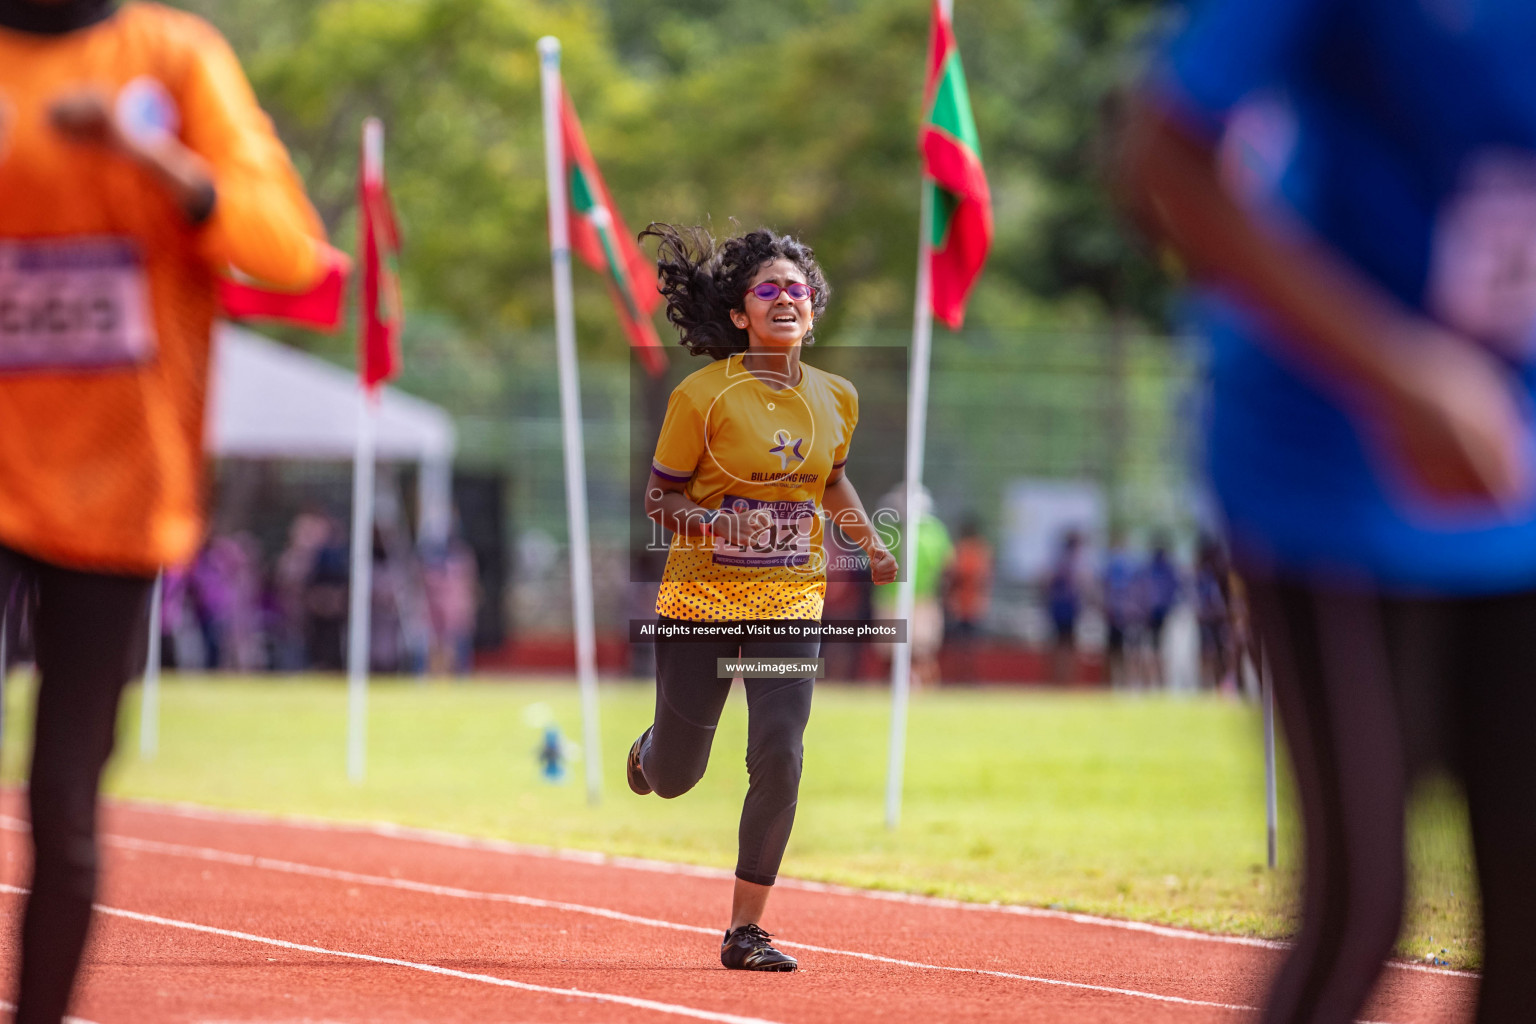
left=0, top=796, right=1476, bottom=1024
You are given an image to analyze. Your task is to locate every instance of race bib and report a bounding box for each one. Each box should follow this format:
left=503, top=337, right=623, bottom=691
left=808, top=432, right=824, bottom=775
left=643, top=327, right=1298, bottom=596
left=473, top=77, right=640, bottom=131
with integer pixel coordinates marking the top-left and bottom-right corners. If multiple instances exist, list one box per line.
left=712, top=495, right=815, bottom=569
left=1427, top=152, right=1536, bottom=357
left=0, top=237, right=156, bottom=371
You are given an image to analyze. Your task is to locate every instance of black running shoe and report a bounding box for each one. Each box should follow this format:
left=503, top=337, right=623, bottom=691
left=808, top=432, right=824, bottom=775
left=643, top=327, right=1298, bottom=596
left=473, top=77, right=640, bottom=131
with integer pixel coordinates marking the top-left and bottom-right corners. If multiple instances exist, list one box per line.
left=720, top=924, right=798, bottom=972
left=626, top=727, right=652, bottom=796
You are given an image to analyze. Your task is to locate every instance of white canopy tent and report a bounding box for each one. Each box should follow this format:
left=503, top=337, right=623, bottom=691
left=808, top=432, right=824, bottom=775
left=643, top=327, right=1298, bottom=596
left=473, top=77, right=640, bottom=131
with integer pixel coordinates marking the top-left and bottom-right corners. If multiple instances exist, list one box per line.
left=138, top=324, right=458, bottom=759
left=206, top=323, right=456, bottom=546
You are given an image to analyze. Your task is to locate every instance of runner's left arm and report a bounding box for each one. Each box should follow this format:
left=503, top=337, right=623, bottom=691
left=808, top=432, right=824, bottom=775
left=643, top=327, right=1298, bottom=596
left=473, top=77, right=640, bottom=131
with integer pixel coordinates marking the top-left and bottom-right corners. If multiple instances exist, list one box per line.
left=822, top=472, right=898, bottom=584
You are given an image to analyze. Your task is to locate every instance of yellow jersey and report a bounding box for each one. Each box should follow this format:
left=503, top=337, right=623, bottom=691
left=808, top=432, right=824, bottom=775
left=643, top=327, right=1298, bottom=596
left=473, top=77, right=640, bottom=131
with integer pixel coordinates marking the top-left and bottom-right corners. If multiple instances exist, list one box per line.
left=0, top=3, right=327, bottom=573
left=651, top=352, right=859, bottom=621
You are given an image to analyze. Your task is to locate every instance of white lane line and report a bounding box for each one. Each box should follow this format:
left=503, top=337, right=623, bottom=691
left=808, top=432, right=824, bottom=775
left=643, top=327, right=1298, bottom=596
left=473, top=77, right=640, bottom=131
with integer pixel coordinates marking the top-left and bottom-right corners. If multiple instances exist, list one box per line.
left=0, top=833, right=1409, bottom=1023
left=96, top=795, right=1477, bottom=979
left=0, top=882, right=785, bottom=1024
left=81, top=826, right=1265, bottom=1014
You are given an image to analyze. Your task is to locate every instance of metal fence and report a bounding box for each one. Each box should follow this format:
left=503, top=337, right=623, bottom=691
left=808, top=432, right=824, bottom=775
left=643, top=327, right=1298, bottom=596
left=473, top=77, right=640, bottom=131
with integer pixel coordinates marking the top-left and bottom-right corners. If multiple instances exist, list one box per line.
left=446, top=328, right=1206, bottom=639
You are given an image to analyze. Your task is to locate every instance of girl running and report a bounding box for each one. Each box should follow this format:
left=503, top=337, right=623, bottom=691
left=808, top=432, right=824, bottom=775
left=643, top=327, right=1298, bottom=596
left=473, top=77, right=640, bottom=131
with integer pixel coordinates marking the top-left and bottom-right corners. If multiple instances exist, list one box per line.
left=629, top=224, right=897, bottom=972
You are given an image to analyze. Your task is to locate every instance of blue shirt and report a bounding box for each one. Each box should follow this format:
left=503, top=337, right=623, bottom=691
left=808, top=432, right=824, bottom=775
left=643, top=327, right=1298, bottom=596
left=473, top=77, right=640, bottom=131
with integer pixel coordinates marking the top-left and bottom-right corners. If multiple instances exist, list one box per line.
left=1156, top=0, right=1536, bottom=593
left=1103, top=552, right=1142, bottom=626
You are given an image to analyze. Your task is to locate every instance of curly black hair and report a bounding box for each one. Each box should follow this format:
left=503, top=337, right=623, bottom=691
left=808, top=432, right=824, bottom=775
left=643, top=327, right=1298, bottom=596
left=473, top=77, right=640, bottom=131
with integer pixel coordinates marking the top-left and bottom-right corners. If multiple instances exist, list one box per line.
left=639, top=223, right=830, bottom=360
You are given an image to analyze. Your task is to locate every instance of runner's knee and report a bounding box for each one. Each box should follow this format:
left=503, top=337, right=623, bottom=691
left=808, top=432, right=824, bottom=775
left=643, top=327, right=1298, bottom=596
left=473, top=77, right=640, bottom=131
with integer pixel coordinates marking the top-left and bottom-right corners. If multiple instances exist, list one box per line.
left=746, top=731, right=804, bottom=792
left=645, top=751, right=710, bottom=799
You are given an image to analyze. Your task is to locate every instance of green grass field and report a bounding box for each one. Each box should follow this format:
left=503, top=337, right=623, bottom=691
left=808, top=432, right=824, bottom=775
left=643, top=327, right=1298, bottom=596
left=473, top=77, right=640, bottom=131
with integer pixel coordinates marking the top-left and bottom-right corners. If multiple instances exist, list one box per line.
left=0, top=674, right=1479, bottom=968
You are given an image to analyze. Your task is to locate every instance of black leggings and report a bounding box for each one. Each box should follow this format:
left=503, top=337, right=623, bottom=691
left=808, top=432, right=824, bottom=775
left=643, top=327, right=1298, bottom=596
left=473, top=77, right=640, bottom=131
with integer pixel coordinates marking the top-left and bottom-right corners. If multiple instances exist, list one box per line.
left=641, top=618, right=820, bottom=886
left=0, top=545, right=154, bottom=1024
left=1249, top=576, right=1536, bottom=1024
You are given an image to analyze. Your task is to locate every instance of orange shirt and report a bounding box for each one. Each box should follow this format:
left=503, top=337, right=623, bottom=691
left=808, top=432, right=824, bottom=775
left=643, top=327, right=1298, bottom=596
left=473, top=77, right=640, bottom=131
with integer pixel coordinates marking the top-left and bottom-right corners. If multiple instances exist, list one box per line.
left=0, top=3, right=326, bottom=573
left=947, top=536, right=992, bottom=621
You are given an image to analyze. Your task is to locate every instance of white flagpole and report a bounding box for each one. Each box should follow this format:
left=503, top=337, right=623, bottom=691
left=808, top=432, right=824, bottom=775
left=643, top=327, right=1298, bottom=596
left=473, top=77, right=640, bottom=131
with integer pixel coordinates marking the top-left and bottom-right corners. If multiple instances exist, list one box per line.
left=540, top=36, right=604, bottom=806
left=347, top=117, right=385, bottom=785
left=886, top=179, right=934, bottom=831
left=140, top=571, right=163, bottom=758
left=886, top=0, right=954, bottom=831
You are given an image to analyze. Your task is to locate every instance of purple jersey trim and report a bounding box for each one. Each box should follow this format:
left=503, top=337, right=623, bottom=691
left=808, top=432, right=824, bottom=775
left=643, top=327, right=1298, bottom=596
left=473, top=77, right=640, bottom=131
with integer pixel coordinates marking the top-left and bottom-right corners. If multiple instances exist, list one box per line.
left=650, top=461, right=693, bottom=483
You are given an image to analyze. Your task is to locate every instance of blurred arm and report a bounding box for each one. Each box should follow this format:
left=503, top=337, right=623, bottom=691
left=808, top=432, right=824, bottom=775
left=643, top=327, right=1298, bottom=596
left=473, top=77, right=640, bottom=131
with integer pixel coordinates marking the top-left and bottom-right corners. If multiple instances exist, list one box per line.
left=1117, top=95, right=1529, bottom=504
left=1120, top=99, right=1437, bottom=404
left=180, top=21, right=326, bottom=289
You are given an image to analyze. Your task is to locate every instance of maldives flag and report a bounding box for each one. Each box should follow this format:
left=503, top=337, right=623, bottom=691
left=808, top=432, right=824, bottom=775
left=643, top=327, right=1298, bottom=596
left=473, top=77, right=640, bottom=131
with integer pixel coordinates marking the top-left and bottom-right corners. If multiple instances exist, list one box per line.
left=359, top=123, right=403, bottom=390
left=560, top=89, right=666, bottom=376
left=218, top=245, right=351, bottom=331
left=920, top=0, right=992, bottom=330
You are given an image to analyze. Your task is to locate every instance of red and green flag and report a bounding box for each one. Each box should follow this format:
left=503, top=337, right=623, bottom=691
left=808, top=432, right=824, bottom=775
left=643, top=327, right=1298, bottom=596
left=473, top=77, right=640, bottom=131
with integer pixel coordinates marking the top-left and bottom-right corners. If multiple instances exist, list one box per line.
left=359, top=127, right=403, bottom=390
left=920, top=0, right=992, bottom=330
left=560, top=89, right=667, bottom=377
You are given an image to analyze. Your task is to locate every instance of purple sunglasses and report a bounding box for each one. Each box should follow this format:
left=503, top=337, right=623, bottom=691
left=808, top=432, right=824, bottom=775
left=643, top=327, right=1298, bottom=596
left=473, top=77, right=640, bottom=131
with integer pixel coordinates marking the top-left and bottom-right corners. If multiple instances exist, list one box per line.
left=745, top=281, right=816, bottom=303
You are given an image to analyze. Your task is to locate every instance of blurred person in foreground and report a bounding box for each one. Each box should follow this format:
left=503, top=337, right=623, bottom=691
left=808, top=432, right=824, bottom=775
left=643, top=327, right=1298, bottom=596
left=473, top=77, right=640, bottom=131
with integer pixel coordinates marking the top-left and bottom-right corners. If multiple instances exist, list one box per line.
left=1121, top=2, right=1536, bottom=1020
left=0, top=1, right=332, bottom=1019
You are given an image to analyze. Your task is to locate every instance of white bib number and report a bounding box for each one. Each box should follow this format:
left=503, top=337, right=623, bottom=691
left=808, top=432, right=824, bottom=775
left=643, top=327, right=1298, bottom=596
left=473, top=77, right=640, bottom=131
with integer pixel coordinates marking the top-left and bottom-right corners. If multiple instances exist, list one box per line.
left=0, top=237, right=156, bottom=371
left=1427, top=153, right=1536, bottom=357
left=712, top=495, right=815, bottom=569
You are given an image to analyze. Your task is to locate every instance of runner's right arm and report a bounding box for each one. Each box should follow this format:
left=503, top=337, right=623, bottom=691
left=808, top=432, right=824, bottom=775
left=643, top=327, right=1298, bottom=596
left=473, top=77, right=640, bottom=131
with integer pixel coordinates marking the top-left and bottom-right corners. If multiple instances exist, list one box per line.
left=49, top=89, right=217, bottom=222
left=648, top=381, right=772, bottom=547
left=645, top=473, right=771, bottom=546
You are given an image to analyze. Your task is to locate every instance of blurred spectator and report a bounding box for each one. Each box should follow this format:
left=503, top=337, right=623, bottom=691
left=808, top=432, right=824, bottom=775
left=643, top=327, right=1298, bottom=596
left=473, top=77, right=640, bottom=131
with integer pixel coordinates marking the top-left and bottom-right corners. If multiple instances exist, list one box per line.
left=1043, top=529, right=1088, bottom=684
left=1225, top=568, right=1256, bottom=700
left=944, top=517, right=992, bottom=637
left=1137, top=534, right=1181, bottom=688
left=305, top=517, right=350, bottom=671
left=272, top=511, right=329, bottom=671
left=944, top=517, right=992, bottom=682
left=1193, top=534, right=1231, bottom=691
left=368, top=528, right=403, bottom=673
left=188, top=539, right=233, bottom=669
left=1100, top=530, right=1144, bottom=689
left=188, top=533, right=264, bottom=671
left=157, top=566, right=202, bottom=670
left=226, top=532, right=264, bottom=670
left=424, top=532, right=478, bottom=676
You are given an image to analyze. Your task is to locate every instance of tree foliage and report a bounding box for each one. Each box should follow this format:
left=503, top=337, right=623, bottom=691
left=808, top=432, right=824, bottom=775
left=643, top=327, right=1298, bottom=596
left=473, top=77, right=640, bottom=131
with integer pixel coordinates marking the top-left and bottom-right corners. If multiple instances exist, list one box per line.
left=169, top=0, right=1170, bottom=364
